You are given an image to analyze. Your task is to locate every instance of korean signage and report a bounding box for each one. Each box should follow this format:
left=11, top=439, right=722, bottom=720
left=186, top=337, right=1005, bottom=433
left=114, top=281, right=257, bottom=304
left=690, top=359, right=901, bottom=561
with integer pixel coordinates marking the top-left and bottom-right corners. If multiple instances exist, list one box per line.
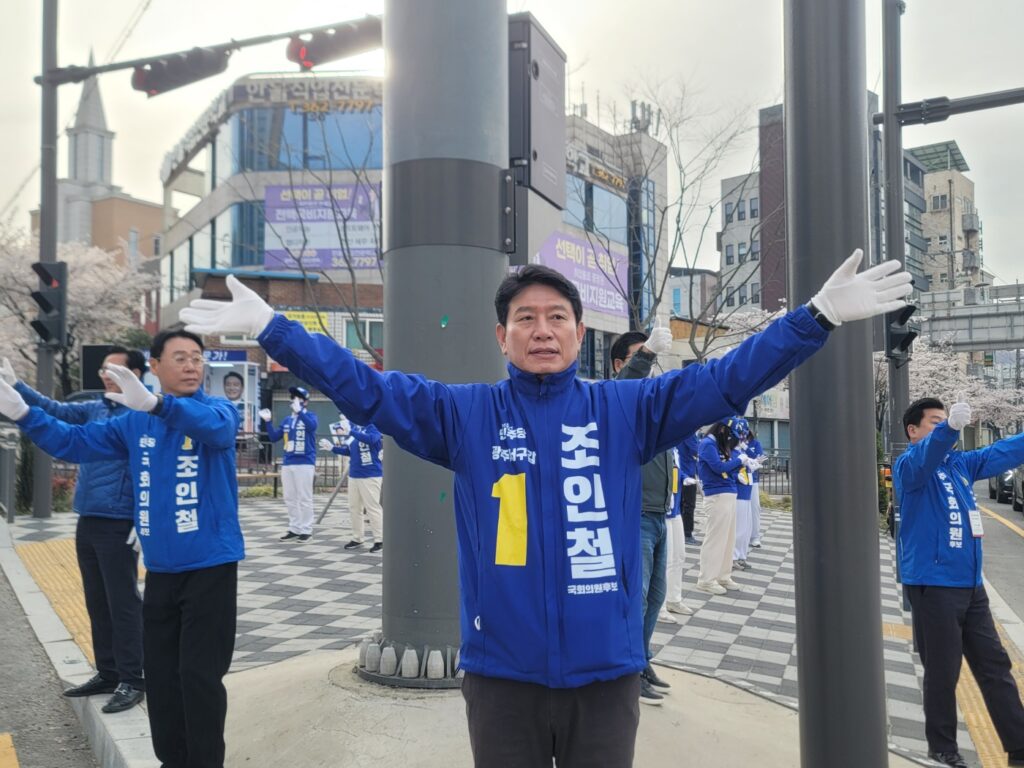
left=263, top=183, right=381, bottom=271
left=537, top=231, right=629, bottom=318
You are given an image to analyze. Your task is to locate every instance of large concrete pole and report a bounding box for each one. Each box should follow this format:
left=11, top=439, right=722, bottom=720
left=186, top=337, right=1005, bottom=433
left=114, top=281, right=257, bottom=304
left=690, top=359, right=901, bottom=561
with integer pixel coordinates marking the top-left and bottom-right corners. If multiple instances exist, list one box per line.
left=784, top=1, right=889, bottom=765
left=372, top=0, right=509, bottom=685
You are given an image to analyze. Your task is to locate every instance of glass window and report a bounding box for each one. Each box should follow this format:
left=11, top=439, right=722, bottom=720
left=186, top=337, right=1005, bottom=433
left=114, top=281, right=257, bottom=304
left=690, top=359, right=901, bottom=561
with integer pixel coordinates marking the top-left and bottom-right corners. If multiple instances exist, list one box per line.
left=591, top=185, right=628, bottom=245
left=128, top=229, right=139, bottom=262
left=172, top=245, right=191, bottom=299
left=738, top=242, right=748, bottom=263
left=564, top=175, right=587, bottom=228
left=751, top=239, right=760, bottom=260
left=739, top=285, right=747, bottom=305
left=932, top=194, right=948, bottom=211
left=160, top=253, right=173, bottom=306
left=192, top=226, right=212, bottom=271
left=749, top=197, right=759, bottom=218
left=369, top=319, right=383, bottom=350
left=725, top=244, right=734, bottom=265
left=726, top=290, right=735, bottom=307
left=751, top=282, right=761, bottom=303
left=737, top=199, right=746, bottom=221
left=725, top=202, right=734, bottom=224
left=672, top=287, right=681, bottom=316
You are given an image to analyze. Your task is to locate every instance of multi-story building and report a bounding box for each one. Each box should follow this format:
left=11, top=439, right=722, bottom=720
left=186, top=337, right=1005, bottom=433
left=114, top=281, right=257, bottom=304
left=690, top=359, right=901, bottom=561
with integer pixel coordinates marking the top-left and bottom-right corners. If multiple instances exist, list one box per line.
left=30, top=61, right=163, bottom=267
left=717, top=172, right=764, bottom=313
left=666, top=266, right=719, bottom=321
left=909, top=141, right=984, bottom=292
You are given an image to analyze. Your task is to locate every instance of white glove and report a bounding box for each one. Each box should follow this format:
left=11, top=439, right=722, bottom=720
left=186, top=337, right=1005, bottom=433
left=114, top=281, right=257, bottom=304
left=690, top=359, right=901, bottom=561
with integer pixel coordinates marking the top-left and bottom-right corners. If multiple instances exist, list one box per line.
left=259, top=408, right=272, bottom=422
left=737, top=441, right=748, bottom=452
left=126, top=528, right=141, bottom=554
left=738, top=453, right=754, bottom=468
left=179, top=274, right=276, bottom=338
left=0, top=358, right=17, bottom=387
left=643, top=327, right=673, bottom=355
left=290, top=399, right=302, bottom=414
left=810, top=249, right=913, bottom=326
left=319, top=438, right=334, bottom=451
left=103, top=365, right=158, bottom=412
left=747, top=460, right=763, bottom=472
left=0, top=379, right=29, bottom=421
left=682, top=477, right=697, bottom=486
left=947, top=400, right=972, bottom=431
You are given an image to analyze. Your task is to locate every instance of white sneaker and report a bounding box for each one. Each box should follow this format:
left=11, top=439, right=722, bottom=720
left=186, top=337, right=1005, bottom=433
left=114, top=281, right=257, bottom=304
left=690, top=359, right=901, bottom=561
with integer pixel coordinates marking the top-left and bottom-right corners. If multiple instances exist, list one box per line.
left=718, top=577, right=742, bottom=591
left=657, top=610, right=677, bottom=624
left=665, top=601, right=694, bottom=615
left=695, top=581, right=727, bottom=595
left=750, top=540, right=762, bottom=548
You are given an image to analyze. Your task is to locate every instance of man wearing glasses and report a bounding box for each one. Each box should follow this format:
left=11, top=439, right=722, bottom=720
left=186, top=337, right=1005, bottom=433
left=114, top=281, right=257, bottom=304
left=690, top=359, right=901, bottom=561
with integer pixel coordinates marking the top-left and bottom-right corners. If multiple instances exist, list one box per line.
left=0, top=330, right=243, bottom=768
left=2, top=345, right=147, bottom=713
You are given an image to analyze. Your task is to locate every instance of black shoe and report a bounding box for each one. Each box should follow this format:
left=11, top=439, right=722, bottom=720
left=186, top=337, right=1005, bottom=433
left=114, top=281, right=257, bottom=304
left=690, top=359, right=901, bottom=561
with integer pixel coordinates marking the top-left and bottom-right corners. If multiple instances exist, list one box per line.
left=297, top=534, right=311, bottom=542
left=1008, top=748, right=1024, bottom=766
left=101, top=683, right=144, bottom=713
left=370, top=542, right=383, bottom=553
left=639, top=677, right=664, bottom=706
left=643, top=664, right=670, bottom=690
left=344, top=540, right=363, bottom=550
left=927, top=750, right=967, bottom=768
left=63, top=674, right=118, bottom=698
left=280, top=531, right=299, bottom=541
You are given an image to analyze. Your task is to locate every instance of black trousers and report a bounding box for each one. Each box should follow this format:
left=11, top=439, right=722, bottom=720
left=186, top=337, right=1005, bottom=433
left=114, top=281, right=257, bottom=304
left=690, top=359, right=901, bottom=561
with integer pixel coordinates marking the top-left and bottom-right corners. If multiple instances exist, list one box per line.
left=462, top=672, right=640, bottom=768
left=907, top=583, right=1024, bottom=753
left=143, top=562, right=237, bottom=768
left=680, top=484, right=697, bottom=538
left=76, top=515, right=144, bottom=688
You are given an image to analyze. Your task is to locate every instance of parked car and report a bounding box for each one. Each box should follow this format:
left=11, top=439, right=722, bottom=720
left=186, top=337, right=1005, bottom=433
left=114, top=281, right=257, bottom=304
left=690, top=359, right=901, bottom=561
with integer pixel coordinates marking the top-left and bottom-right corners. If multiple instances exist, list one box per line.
left=1013, top=466, right=1024, bottom=513
left=989, top=468, right=1014, bottom=504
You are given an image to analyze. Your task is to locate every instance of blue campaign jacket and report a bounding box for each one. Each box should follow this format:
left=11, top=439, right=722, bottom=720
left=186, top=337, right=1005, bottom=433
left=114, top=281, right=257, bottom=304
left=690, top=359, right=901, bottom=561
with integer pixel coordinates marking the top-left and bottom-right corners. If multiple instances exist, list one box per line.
left=698, top=435, right=742, bottom=496
left=895, top=423, right=1024, bottom=587
left=348, top=424, right=383, bottom=479
left=266, top=409, right=318, bottom=466
left=17, top=390, right=244, bottom=574
left=747, top=438, right=764, bottom=483
left=14, top=384, right=133, bottom=520
left=734, top=448, right=754, bottom=501
left=259, top=306, right=827, bottom=688
left=678, top=432, right=699, bottom=481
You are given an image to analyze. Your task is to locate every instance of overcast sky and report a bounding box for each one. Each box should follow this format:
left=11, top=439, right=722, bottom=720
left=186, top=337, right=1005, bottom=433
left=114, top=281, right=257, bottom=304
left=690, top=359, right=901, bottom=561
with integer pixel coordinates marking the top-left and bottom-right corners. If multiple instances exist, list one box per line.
left=3, top=1, right=1022, bottom=283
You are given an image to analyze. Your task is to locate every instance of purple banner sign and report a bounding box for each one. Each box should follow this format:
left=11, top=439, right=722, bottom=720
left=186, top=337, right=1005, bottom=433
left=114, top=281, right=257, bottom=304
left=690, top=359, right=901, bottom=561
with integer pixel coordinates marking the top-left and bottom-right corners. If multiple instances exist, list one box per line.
left=263, top=183, right=380, bottom=270
left=537, top=231, right=629, bottom=317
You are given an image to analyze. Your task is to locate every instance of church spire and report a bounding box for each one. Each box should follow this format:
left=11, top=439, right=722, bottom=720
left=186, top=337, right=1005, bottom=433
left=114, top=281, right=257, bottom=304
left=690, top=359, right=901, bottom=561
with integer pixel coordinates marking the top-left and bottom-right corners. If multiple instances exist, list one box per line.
left=67, top=49, right=114, bottom=186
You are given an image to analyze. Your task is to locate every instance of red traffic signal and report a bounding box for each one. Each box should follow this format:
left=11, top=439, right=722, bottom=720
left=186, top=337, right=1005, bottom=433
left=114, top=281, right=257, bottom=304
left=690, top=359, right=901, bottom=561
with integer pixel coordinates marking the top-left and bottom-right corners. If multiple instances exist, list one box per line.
left=30, top=261, right=68, bottom=348
left=131, top=47, right=230, bottom=97
left=286, top=16, right=382, bottom=71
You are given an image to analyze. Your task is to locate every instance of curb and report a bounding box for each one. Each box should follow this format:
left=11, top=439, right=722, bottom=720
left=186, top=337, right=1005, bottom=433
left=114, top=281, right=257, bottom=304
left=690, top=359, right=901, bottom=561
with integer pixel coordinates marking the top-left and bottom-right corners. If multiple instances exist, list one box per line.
left=0, top=517, right=157, bottom=768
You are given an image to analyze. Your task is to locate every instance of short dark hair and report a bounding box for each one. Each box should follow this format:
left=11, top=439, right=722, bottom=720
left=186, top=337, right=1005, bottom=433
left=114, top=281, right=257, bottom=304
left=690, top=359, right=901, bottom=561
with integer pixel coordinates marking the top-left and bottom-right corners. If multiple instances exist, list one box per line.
left=223, top=371, right=243, bottom=385
left=610, top=331, right=649, bottom=364
left=105, top=345, right=147, bottom=377
left=150, top=329, right=204, bottom=360
left=903, top=397, right=946, bottom=438
left=494, top=264, right=583, bottom=326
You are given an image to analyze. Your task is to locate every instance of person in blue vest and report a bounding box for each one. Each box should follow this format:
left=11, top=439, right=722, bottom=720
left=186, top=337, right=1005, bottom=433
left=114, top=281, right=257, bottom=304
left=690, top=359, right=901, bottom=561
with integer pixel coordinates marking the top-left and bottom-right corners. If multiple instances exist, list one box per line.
left=261, top=386, right=318, bottom=542
left=319, top=416, right=384, bottom=552
left=661, top=443, right=695, bottom=621
left=0, top=329, right=243, bottom=768
left=746, top=428, right=766, bottom=547
left=1, top=347, right=146, bottom=714
left=696, top=421, right=743, bottom=594
left=180, top=251, right=910, bottom=767
left=678, top=429, right=701, bottom=546
left=730, top=417, right=760, bottom=571
left=896, top=395, right=1024, bottom=768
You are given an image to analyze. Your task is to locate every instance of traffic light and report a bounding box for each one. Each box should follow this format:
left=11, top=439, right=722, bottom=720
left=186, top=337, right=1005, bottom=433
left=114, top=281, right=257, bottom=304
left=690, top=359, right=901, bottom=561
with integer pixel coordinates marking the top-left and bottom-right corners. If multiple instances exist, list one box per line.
left=30, top=261, right=68, bottom=349
left=885, top=303, right=918, bottom=364
left=286, top=16, right=382, bottom=70
left=131, top=47, right=230, bottom=97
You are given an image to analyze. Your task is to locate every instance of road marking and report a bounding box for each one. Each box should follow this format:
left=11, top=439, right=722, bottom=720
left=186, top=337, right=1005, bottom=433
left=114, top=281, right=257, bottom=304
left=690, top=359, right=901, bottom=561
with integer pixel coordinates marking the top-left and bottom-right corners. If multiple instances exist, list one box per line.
left=979, top=502, right=1024, bottom=539
left=0, top=733, right=19, bottom=768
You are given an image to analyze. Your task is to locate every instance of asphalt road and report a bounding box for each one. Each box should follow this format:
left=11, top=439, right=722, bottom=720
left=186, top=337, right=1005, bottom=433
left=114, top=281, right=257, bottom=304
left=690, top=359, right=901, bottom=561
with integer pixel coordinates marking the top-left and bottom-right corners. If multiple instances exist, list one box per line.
left=0, top=567, right=97, bottom=768
left=975, top=480, right=1024, bottom=624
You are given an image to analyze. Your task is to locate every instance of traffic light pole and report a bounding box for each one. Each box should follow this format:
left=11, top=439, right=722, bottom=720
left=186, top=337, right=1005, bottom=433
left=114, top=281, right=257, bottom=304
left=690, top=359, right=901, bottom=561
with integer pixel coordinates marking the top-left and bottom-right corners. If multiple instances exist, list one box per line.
left=785, top=1, right=888, bottom=765
left=33, top=0, right=59, bottom=519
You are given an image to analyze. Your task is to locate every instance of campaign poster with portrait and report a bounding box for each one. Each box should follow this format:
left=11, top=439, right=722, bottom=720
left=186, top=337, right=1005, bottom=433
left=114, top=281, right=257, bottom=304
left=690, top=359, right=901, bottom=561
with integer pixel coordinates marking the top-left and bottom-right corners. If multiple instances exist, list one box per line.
left=204, top=360, right=260, bottom=433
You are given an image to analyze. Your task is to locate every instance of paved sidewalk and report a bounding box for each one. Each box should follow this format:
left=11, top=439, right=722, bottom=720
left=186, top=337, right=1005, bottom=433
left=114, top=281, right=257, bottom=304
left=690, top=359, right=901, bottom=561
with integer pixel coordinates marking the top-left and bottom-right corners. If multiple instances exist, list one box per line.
left=3, top=494, right=1005, bottom=767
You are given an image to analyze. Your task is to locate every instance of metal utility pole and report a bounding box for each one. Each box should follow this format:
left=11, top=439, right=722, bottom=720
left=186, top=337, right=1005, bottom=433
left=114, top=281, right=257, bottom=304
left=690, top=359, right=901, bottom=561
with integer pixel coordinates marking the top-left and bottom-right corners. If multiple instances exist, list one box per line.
left=34, top=0, right=59, bottom=518
left=373, top=0, right=509, bottom=686
left=785, top=1, right=888, bottom=766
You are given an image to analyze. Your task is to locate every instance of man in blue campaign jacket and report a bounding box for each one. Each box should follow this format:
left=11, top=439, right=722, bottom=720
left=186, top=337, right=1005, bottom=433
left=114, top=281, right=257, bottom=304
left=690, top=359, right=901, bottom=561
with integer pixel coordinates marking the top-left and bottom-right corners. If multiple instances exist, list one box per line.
left=0, top=330, right=242, bottom=768
left=896, top=396, right=1024, bottom=768
left=678, top=430, right=701, bottom=545
left=1, top=347, right=147, bottom=713
left=181, top=250, right=910, bottom=767
left=320, top=418, right=385, bottom=552
left=262, top=386, right=318, bottom=542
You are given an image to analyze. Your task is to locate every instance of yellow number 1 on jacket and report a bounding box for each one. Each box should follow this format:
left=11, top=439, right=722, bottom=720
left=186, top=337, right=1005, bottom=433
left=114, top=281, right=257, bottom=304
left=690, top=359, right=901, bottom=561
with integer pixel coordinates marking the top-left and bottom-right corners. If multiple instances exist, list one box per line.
left=491, top=473, right=528, bottom=566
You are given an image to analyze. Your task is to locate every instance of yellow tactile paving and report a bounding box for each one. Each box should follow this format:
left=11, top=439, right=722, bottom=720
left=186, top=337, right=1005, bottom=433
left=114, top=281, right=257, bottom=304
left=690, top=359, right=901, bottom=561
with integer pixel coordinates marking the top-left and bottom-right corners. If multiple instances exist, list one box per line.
left=0, top=733, right=18, bottom=768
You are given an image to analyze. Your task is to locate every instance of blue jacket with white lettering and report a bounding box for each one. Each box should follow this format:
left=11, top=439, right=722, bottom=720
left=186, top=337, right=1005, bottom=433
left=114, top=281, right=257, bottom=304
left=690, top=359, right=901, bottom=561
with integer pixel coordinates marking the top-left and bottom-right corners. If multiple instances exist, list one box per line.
left=347, top=424, right=383, bottom=478
left=266, top=409, right=318, bottom=466
left=895, top=423, right=1024, bottom=587
left=16, top=390, right=243, bottom=574
left=258, top=306, right=827, bottom=688
left=14, top=384, right=134, bottom=520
